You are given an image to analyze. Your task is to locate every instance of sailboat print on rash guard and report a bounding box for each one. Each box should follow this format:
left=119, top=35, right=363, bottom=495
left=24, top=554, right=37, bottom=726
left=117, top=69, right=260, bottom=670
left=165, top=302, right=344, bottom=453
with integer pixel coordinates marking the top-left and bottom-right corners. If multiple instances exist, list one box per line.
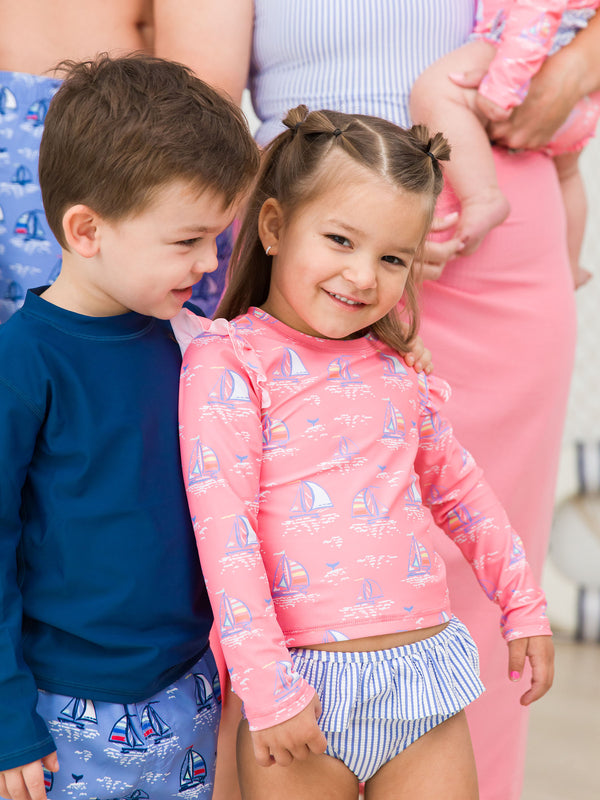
left=208, top=369, right=251, bottom=406
left=272, top=347, right=309, bottom=381
left=262, top=413, right=290, bottom=449
left=272, top=553, right=310, bottom=597
left=289, top=480, right=333, bottom=517
left=352, top=486, right=389, bottom=522
left=188, top=440, right=220, bottom=484
left=226, top=515, right=259, bottom=553
left=219, top=590, right=252, bottom=638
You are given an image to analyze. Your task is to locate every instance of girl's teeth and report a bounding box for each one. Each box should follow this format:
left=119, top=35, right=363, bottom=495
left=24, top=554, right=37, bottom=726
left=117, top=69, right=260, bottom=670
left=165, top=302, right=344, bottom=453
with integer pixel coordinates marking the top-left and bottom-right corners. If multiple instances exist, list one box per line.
left=333, top=293, right=360, bottom=305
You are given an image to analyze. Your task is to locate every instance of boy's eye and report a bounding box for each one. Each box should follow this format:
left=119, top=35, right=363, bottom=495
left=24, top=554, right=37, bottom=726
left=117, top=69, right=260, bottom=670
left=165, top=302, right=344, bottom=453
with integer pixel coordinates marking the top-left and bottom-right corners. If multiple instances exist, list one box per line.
left=327, top=234, right=351, bottom=247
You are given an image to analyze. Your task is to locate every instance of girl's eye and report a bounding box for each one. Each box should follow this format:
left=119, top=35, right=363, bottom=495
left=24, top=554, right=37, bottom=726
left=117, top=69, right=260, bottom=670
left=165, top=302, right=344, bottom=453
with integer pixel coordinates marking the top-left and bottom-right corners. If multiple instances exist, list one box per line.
left=327, top=234, right=351, bottom=247
left=177, top=238, right=201, bottom=247
left=382, top=255, right=407, bottom=267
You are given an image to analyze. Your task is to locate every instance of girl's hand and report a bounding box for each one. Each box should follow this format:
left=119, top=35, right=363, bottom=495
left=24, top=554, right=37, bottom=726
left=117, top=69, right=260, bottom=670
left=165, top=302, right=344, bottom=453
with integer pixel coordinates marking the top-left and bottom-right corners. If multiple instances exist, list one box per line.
left=249, top=694, right=327, bottom=767
left=0, top=752, right=59, bottom=800
left=422, top=213, right=464, bottom=281
left=404, top=335, right=433, bottom=374
left=507, top=636, right=555, bottom=706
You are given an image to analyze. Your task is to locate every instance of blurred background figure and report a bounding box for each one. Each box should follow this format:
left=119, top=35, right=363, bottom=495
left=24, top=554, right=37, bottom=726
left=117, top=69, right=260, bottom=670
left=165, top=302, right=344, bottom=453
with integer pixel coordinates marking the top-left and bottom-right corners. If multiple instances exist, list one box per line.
left=0, top=1, right=153, bottom=323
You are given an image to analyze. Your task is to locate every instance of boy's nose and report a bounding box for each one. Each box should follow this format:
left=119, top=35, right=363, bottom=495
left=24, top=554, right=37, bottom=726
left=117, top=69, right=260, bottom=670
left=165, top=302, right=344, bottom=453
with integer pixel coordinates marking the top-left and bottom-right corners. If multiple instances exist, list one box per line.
left=194, top=244, right=219, bottom=275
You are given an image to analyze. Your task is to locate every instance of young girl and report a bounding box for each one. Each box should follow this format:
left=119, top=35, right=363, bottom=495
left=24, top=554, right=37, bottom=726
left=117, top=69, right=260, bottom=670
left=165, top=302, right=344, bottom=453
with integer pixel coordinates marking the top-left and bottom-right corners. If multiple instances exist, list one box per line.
left=176, top=105, right=554, bottom=799
left=410, top=0, right=599, bottom=286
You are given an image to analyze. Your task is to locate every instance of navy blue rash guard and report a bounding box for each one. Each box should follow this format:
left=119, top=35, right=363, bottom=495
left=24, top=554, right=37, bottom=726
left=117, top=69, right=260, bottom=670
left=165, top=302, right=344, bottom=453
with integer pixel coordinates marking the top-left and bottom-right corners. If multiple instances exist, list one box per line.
left=0, top=289, right=212, bottom=771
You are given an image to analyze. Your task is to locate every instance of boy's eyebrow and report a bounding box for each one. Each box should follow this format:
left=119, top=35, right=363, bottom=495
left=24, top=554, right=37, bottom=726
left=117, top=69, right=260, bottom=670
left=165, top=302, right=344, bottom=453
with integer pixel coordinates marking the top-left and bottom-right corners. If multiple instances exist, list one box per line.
left=176, top=225, right=216, bottom=234
left=328, top=219, right=418, bottom=255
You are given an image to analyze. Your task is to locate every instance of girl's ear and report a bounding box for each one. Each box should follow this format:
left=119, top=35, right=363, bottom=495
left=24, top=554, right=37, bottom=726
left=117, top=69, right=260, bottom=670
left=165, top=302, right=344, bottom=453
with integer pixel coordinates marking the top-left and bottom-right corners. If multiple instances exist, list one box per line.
left=258, top=198, right=284, bottom=256
left=62, top=204, right=102, bottom=258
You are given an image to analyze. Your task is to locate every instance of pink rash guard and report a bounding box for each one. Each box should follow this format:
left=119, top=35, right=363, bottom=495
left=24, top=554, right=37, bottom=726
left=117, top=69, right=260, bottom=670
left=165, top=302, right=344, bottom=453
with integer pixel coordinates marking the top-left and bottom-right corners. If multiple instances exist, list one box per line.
left=175, top=308, right=551, bottom=731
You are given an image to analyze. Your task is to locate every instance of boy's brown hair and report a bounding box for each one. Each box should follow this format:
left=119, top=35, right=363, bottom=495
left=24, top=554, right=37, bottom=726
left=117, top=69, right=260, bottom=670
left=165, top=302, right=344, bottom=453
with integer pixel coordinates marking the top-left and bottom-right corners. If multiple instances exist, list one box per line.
left=217, top=104, right=450, bottom=354
left=39, top=53, right=260, bottom=248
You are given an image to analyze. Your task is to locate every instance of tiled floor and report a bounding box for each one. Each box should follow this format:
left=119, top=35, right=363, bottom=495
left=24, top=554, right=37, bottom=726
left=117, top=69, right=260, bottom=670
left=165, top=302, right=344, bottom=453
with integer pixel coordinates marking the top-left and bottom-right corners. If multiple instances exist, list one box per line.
left=522, top=636, right=600, bottom=799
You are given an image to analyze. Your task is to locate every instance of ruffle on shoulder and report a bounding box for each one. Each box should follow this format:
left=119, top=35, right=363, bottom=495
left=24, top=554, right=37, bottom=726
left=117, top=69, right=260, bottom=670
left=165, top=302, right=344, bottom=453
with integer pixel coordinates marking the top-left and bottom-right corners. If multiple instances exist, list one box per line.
left=418, top=372, right=452, bottom=411
left=172, top=309, right=271, bottom=408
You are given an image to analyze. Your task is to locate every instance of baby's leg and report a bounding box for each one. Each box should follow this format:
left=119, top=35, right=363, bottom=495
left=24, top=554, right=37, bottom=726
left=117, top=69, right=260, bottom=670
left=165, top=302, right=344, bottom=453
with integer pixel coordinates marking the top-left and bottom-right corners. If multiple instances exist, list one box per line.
left=364, top=711, right=478, bottom=800
left=554, top=151, right=592, bottom=289
left=410, top=40, right=509, bottom=255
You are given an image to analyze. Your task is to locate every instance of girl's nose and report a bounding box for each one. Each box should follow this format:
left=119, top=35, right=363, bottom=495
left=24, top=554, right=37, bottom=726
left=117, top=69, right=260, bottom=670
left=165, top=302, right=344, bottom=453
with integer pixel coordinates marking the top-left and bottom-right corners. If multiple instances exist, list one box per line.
left=342, top=258, right=377, bottom=290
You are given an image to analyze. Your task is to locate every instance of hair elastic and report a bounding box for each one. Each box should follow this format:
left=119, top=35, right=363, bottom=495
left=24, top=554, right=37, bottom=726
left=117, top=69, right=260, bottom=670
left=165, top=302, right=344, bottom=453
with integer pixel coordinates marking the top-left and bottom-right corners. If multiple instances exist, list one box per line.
left=333, top=128, right=343, bottom=138
left=426, top=150, right=437, bottom=163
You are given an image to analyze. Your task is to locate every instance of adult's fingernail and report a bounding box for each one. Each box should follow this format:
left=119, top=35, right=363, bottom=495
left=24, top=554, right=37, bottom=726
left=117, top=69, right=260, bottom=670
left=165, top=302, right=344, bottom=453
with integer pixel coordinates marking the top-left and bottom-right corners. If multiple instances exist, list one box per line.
left=510, top=671, right=520, bottom=681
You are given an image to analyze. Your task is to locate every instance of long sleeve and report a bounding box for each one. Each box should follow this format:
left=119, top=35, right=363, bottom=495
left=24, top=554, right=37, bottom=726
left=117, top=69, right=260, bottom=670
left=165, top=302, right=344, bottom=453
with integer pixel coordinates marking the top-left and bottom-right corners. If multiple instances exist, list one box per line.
left=414, top=376, right=550, bottom=640
left=0, top=379, right=55, bottom=771
left=475, top=0, right=569, bottom=110
left=178, top=323, right=315, bottom=730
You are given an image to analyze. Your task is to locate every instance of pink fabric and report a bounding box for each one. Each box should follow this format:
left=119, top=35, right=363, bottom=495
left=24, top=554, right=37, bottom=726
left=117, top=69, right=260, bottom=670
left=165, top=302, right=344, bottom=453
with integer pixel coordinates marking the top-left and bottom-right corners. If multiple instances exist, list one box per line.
left=474, top=0, right=600, bottom=152
left=421, top=148, right=576, bottom=799
left=176, top=308, right=550, bottom=732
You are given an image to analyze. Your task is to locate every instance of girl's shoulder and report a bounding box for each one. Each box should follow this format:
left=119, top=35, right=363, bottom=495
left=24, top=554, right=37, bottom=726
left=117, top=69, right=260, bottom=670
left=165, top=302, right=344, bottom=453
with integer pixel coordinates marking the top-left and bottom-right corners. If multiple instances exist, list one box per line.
left=171, top=308, right=257, bottom=355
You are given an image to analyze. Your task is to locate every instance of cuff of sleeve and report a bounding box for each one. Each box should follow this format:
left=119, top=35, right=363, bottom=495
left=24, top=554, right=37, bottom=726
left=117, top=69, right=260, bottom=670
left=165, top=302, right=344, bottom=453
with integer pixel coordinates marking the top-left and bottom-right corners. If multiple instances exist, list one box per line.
left=0, top=735, right=56, bottom=773
left=246, top=681, right=317, bottom=732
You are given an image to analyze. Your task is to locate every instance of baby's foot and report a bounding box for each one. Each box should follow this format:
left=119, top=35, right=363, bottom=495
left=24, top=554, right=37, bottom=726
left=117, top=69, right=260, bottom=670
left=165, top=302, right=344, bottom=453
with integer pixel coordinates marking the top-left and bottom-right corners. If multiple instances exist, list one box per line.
left=456, top=188, right=510, bottom=255
left=571, top=263, right=592, bottom=290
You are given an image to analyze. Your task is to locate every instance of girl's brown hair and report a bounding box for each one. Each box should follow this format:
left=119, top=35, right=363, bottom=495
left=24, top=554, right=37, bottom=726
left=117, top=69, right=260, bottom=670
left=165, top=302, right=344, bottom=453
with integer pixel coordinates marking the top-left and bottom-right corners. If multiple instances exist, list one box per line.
left=217, top=105, right=450, bottom=353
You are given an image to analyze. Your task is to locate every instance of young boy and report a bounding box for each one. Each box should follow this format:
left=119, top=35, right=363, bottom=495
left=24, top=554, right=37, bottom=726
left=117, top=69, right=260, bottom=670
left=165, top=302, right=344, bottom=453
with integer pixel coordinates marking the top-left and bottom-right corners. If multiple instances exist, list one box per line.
left=0, top=54, right=259, bottom=800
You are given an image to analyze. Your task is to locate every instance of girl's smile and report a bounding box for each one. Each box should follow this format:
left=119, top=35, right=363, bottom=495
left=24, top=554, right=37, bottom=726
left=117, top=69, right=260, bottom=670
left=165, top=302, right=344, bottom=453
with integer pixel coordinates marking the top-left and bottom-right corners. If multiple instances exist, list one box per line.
left=259, top=157, right=430, bottom=340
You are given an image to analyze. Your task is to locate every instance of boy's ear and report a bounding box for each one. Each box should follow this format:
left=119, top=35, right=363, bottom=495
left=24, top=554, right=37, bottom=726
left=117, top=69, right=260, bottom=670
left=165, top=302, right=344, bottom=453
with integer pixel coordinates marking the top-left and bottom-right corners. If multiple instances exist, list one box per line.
left=62, top=205, right=102, bottom=258
left=258, top=198, right=284, bottom=256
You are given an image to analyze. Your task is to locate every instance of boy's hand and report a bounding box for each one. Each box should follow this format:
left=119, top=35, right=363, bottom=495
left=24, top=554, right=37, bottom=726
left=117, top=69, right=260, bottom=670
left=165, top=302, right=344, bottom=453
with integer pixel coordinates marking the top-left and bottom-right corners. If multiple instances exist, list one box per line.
left=0, top=752, right=59, bottom=800
left=508, top=636, right=555, bottom=706
left=249, top=694, right=327, bottom=767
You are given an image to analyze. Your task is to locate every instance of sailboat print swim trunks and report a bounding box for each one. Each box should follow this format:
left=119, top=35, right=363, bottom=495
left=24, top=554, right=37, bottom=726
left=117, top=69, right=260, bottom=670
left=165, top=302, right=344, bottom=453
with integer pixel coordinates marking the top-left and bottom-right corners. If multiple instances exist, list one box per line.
left=33, top=648, right=221, bottom=800
left=0, top=71, right=61, bottom=323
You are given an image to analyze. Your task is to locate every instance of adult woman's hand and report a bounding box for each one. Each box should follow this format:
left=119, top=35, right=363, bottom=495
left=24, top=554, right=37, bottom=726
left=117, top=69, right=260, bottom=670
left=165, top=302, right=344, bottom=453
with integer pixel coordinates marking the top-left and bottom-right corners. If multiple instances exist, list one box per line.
left=451, top=12, right=600, bottom=151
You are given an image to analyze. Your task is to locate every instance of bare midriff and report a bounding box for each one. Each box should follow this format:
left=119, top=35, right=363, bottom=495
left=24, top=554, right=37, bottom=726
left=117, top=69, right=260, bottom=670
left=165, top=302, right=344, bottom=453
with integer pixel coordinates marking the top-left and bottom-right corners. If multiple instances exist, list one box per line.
left=0, top=0, right=153, bottom=76
left=304, top=621, right=450, bottom=653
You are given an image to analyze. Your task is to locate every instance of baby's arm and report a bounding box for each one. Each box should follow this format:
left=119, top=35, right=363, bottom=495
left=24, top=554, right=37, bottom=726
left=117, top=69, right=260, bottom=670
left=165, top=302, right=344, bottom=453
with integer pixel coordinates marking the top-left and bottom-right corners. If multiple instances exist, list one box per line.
left=476, top=2, right=567, bottom=112
left=410, top=39, right=509, bottom=254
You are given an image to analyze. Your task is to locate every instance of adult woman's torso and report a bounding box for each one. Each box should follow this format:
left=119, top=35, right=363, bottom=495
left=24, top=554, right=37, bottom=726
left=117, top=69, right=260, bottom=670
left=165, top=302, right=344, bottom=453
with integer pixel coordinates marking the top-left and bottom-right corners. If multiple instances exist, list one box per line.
left=250, top=0, right=476, bottom=145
